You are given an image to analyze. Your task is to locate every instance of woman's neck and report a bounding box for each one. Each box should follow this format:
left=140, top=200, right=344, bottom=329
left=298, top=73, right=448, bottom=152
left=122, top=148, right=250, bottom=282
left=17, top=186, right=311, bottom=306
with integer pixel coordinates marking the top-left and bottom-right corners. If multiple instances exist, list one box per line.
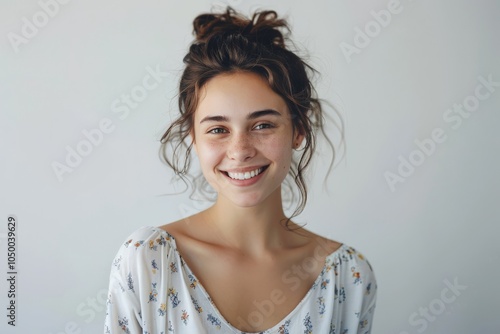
left=199, top=191, right=301, bottom=257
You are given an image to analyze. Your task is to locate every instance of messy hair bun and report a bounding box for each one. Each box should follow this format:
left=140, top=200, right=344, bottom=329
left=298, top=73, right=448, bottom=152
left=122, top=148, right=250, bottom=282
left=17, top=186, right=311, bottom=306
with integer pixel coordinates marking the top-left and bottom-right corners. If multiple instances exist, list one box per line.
left=193, top=8, right=288, bottom=48
left=160, top=7, right=339, bottom=228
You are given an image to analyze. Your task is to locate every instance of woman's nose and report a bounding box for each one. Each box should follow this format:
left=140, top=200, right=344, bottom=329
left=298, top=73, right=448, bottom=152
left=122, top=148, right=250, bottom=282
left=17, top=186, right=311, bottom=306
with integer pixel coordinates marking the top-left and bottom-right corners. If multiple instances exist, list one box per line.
left=226, top=133, right=256, bottom=162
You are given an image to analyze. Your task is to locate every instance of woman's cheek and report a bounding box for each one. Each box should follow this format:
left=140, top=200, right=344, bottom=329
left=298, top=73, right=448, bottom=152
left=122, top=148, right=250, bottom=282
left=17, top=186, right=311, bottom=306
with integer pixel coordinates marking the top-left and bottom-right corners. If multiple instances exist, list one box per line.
left=197, top=142, right=223, bottom=173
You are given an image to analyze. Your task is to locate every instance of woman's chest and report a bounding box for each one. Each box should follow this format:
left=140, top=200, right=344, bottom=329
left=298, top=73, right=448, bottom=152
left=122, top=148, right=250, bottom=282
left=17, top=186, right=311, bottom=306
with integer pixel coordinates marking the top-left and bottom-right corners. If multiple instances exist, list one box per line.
left=181, top=252, right=324, bottom=332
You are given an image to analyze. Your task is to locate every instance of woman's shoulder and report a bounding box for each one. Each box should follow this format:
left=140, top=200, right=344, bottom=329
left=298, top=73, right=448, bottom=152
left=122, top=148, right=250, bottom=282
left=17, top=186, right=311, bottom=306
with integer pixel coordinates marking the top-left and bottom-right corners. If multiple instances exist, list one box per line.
left=327, top=242, right=374, bottom=268
left=108, top=226, right=178, bottom=280
left=293, top=227, right=375, bottom=277
left=111, top=226, right=175, bottom=263
left=119, top=226, right=174, bottom=249
left=324, top=242, right=377, bottom=288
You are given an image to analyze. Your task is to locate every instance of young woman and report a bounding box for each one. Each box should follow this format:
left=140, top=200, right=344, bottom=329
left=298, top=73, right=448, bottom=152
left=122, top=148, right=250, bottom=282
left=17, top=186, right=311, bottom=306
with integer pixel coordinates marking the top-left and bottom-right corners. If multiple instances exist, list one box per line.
left=104, top=8, right=376, bottom=334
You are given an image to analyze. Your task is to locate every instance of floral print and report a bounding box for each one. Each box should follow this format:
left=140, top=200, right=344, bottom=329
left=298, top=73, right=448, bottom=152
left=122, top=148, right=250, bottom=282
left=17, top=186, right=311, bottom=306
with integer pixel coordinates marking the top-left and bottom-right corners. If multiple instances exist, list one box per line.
left=104, top=226, right=377, bottom=333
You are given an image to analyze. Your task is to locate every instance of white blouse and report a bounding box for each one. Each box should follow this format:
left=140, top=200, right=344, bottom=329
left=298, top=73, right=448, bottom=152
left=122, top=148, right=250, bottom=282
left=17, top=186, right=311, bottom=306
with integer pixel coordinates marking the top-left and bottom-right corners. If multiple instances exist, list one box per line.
left=104, top=226, right=377, bottom=333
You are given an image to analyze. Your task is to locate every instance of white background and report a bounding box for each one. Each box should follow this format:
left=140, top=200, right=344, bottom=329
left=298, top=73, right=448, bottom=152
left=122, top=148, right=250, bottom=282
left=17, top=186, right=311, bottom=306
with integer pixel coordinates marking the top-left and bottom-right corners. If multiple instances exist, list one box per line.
left=1, top=0, right=499, bottom=333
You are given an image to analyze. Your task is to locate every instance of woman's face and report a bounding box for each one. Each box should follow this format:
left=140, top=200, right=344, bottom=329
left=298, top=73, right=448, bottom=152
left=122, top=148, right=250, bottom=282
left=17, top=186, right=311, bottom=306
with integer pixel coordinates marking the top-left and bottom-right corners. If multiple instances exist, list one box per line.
left=192, top=71, right=303, bottom=208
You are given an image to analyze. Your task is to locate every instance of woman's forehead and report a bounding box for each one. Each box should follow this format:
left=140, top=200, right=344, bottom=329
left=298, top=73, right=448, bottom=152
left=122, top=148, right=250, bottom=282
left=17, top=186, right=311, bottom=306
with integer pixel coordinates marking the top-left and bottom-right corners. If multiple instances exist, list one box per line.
left=195, top=72, right=288, bottom=119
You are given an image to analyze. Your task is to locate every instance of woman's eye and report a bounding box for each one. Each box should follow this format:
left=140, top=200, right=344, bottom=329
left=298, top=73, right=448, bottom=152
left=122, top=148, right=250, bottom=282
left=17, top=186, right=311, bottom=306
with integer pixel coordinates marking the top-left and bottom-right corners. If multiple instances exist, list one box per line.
left=208, top=128, right=227, bottom=134
left=254, top=123, right=274, bottom=130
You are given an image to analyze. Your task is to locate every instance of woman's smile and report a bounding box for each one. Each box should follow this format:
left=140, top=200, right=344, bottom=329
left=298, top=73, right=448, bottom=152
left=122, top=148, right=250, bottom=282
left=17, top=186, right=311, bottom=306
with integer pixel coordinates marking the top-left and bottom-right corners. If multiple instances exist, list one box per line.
left=219, top=165, right=270, bottom=187
left=225, top=166, right=266, bottom=180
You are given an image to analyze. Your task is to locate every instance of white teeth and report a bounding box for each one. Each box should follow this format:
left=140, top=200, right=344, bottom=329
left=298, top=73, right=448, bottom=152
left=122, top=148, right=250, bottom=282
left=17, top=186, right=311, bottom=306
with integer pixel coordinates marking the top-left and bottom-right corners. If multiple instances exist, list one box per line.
left=227, top=167, right=263, bottom=180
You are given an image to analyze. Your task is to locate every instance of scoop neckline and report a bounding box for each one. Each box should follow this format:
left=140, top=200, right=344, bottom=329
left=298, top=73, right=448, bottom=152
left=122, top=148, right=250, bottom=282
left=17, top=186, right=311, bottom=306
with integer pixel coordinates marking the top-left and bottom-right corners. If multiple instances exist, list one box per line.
left=152, top=226, right=345, bottom=334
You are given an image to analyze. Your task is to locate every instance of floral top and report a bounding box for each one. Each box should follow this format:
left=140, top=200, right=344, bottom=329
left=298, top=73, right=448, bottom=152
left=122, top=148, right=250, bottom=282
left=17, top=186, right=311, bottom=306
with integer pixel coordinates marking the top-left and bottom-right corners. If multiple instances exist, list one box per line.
left=104, top=226, right=377, bottom=334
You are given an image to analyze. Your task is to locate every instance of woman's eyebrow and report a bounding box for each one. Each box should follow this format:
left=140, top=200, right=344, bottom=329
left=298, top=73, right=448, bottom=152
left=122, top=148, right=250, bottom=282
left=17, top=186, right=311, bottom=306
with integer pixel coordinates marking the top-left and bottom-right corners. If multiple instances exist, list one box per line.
left=199, top=109, right=282, bottom=124
left=199, top=115, right=229, bottom=124
left=247, top=109, right=282, bottom=119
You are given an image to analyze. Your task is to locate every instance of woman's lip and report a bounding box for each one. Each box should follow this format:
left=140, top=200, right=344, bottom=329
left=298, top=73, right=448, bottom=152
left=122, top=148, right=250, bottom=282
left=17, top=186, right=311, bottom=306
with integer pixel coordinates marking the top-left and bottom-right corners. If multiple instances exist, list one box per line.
left=221, top=165, right=269, bottom=173
left=221, top=165, right=268, bottom=185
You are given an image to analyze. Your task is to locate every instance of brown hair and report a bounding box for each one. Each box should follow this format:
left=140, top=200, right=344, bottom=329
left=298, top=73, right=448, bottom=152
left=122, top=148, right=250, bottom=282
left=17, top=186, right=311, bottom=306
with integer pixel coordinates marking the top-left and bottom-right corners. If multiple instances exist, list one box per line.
left=159, top=7, right=341, bottom=228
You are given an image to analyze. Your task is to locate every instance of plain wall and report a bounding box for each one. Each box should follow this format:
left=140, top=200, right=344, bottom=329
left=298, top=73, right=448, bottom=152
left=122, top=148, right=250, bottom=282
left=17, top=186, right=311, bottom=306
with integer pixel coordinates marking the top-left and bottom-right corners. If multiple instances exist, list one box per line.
left=1, top=0, right=499, bottom=333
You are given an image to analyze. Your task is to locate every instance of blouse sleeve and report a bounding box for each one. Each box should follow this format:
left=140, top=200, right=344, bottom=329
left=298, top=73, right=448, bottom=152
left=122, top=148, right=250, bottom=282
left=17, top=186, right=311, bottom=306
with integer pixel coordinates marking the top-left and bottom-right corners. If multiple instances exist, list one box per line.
left=357, top=254, right=377, bottom=334
left=104, top=227, right=168, bottom=333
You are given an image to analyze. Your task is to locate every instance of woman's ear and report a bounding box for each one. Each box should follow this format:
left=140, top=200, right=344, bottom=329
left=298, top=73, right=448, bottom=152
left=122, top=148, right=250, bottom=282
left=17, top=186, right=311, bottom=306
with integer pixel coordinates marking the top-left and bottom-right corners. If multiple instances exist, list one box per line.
left=293, top=129, right=305, bottom=149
